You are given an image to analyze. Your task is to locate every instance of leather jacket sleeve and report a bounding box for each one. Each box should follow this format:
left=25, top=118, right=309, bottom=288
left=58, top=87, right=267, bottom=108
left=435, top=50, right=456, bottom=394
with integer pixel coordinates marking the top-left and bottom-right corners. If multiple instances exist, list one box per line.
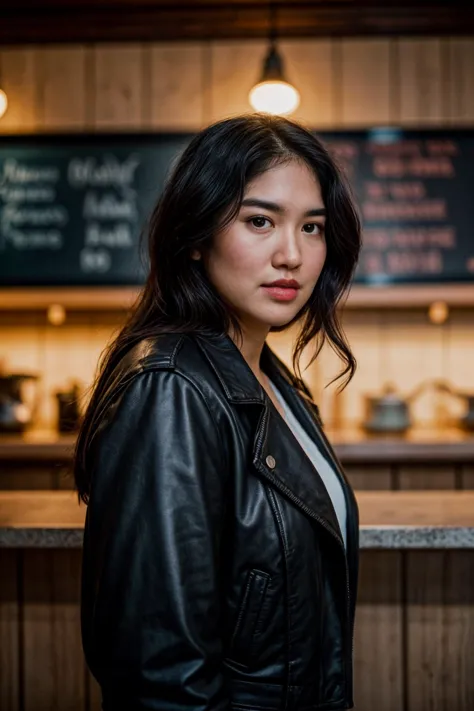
left=81, top=370, right=230, bottom=711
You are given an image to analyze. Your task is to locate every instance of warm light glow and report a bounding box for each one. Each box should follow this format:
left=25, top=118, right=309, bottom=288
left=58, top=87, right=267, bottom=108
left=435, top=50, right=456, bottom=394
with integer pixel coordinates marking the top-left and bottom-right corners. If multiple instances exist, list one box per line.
left=0, top=89, right=7, bottom=119
left=249, top=80, right=300, bottom=116
left=428, top=301, right=449, bottom=325
left=47, top=304, right=66, bottom=326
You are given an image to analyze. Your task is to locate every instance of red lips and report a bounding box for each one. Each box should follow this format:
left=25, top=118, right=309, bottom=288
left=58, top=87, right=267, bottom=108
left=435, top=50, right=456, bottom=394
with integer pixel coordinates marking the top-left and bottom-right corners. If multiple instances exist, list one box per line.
left=263, top=279, right=301, bottom=289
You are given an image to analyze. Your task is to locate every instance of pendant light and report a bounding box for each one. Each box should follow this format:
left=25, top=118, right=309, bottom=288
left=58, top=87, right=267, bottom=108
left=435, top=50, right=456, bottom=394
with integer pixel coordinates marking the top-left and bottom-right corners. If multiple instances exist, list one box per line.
left=0, top=89, right=7, bottom=119
left=249, top=1, right=300, bottom=116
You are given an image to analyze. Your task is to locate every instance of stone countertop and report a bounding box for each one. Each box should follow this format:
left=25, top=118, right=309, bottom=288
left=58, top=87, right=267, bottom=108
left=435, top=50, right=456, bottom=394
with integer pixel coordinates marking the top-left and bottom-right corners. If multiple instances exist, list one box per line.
left=1, top=490, right=474, bottom=549
left=2, top=427, right=474, bottom=464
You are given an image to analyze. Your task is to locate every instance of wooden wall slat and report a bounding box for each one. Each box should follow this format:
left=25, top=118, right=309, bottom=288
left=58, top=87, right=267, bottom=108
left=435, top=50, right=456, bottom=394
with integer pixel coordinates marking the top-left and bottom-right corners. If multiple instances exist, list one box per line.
left=150, top=42, right=205, bottom=131
left=94, top=43, right=145, bottom=129
left=208, top=40, right=266, bottom=122
left=278, top=39, right=335, bottom=129
left=398, top=39, right=446, bottom=125
left=339, top=39, right=391, bottom=126
left=396, top=464, right=457, bottom=489
left=345, top=464, right=392, bottom=490
left=23, top=549, right=86, bottom=711
left=354, top=551, right=403, bottom=711
left=57, top=464, right=75, bottom=489
left=406, top=551, right=446, bottom=711
left=444, top=551, right=474, bottom=710
left=406, top=551, right=474, bottom=711
left=448, top=37, right=474, bottom=125
left=462, top=465, right=474, bottom=489
left=36, top=47, right=87, bottom=130
left=0, top=48, right=38, bottom=132
left=342, top=311, right=384, bottom=426
left=0, top=466, right=57, bottom=490
left=0, top=549, right=20, bottom=711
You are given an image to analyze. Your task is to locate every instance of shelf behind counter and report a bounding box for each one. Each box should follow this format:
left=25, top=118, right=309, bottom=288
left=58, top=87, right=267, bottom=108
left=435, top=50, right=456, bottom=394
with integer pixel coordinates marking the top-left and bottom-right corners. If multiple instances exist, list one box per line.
left=1, top=426, right=473, bottom=491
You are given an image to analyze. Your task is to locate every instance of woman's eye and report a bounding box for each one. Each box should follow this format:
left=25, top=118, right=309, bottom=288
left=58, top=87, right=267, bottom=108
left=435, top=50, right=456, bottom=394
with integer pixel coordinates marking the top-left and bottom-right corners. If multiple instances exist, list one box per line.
left=250, top=216, right=272, bottom=229
left=303, top=223, right=323, bottom=235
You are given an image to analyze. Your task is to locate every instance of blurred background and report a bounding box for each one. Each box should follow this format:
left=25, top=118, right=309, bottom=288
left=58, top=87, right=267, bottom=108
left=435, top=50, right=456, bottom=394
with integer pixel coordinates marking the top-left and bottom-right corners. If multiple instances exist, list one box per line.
left=1, top=1, right=473, bottom=441
left=1, top=2, right=474, bottom=711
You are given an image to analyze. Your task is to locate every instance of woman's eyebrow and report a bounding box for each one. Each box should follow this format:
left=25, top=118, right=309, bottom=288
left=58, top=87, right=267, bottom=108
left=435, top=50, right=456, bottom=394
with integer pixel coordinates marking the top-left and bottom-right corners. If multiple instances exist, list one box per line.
left=241, top=198, right=326, bottom=218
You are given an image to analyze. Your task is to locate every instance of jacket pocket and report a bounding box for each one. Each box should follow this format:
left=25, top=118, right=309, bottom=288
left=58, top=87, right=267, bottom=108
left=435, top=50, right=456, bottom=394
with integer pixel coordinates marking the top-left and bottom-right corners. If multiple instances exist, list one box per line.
left=229, top=568, right=272, bottom=666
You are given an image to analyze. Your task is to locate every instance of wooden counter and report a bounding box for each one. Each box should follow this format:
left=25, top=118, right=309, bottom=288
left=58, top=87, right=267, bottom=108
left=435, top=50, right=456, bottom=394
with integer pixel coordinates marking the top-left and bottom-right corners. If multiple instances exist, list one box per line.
left=1, top=489, right=474, bottom=710
left=1, top=489, right=474, bottom=548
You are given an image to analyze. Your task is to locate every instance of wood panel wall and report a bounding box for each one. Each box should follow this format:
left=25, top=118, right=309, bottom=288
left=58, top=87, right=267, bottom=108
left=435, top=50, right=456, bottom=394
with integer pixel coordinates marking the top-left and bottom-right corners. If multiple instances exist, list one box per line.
left=1, top=547, right=474, bottom=711
left=0, top=38, right=474, bottom=430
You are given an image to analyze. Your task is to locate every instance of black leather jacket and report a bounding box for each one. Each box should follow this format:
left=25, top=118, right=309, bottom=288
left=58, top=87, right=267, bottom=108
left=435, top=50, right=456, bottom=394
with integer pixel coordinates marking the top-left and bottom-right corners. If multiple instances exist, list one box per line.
left=81, top=331, right=359, bottom=711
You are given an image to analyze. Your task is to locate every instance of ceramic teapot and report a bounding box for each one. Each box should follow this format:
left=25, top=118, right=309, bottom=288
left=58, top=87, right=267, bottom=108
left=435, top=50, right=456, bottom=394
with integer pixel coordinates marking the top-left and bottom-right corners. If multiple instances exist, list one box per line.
left=362, top=381, right=428, bottom=434
left=0, top=372, right=40, bottom=433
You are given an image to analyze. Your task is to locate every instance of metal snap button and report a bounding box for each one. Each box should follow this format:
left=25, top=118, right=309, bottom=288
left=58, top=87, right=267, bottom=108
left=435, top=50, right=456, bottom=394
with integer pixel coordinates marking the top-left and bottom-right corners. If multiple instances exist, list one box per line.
left=266, top=455, right=276, bottom=469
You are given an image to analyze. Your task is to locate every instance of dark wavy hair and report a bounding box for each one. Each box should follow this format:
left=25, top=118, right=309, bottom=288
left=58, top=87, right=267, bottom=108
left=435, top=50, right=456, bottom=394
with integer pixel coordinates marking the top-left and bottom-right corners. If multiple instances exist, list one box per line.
left=74, top=113, right=361, bottom=502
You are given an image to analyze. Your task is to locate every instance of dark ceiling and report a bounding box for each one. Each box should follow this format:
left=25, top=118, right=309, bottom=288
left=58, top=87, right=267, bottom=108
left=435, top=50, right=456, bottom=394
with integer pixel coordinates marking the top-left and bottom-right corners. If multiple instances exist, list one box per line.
left=0, top=1, right=471, bottom=44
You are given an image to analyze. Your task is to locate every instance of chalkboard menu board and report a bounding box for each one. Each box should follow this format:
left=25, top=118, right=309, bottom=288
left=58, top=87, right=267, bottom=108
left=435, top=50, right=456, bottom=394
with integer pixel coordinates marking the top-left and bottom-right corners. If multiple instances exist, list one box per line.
left=0, top=134, right=190, bottom=286
left=323, top=128, right=474, bottom=285
left=0, top=129, right=473, bottom=286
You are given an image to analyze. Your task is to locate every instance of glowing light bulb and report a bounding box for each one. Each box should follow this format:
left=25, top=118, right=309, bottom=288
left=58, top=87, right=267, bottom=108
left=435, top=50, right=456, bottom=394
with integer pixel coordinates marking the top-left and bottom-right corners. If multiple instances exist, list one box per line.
left=0, top=90, right=7, bottom=119
left=249, top=80, right=300, bottom=116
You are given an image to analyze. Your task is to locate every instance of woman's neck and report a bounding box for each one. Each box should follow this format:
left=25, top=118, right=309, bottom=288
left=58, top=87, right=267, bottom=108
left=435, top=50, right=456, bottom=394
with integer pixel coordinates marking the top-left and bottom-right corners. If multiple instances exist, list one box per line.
left=228, top=325, right=269, bottom=385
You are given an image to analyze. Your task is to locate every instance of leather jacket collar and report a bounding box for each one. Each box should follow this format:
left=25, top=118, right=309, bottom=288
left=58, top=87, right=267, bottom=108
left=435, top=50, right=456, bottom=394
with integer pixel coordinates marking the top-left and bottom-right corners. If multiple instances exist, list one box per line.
left=194, top=332, right=357, bottom=555
left=194, top=330, right=317, bottom=402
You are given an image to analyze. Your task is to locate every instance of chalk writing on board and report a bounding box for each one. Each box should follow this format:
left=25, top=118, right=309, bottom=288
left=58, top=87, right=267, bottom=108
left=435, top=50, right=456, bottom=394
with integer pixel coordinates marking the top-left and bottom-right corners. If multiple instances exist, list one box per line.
left=0, top=158, right=65, bottom=251
left=324, top=132, right=473, bottom=283
left=67, top=155, right=140, bottom=189
left=65, top=154, right=142, bottom=274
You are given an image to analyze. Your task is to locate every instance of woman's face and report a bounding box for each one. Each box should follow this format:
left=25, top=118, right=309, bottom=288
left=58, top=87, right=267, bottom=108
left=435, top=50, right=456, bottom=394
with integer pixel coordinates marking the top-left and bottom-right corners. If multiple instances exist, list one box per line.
left=193, top=159, right=327, bottom=338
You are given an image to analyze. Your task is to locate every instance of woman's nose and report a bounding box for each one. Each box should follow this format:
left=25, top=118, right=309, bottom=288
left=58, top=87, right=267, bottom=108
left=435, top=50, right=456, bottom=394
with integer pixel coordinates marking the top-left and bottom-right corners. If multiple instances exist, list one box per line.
left=274, top=231, right=303, bottom=268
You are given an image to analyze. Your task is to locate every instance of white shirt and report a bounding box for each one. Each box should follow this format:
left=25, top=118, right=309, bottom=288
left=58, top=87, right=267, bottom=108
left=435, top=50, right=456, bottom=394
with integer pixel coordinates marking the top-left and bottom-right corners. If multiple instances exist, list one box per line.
left=269, top=379, right=347, bottom=549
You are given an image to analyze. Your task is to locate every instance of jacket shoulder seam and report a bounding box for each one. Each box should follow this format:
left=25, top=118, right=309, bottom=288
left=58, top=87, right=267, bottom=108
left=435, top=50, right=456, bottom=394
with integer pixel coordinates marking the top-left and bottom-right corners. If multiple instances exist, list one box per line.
left=135, top=332, right=187, bottom=371
left=126, top=366, right=228, bottom=476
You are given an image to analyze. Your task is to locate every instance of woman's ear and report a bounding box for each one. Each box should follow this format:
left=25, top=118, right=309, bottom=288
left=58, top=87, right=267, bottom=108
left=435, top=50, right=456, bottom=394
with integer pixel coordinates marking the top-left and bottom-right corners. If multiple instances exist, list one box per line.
left=191, top=250, right=201, bottom=260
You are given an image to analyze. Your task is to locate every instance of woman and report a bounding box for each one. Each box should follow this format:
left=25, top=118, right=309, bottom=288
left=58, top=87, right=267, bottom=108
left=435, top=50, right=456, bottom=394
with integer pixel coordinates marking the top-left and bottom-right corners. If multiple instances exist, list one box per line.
left=74, top=113, right=362, bottom=711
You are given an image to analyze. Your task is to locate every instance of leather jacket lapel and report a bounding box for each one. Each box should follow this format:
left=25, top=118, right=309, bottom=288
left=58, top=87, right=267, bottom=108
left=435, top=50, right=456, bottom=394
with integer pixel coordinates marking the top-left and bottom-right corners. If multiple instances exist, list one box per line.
left=252, top=402, right=344, bottom=544
left=195, top=332, right=345, bottom=544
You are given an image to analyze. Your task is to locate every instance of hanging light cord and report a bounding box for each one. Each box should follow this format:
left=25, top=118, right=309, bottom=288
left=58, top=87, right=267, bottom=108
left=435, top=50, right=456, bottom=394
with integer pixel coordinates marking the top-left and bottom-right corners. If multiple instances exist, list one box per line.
left=269, top=1, right=277, bottom=50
